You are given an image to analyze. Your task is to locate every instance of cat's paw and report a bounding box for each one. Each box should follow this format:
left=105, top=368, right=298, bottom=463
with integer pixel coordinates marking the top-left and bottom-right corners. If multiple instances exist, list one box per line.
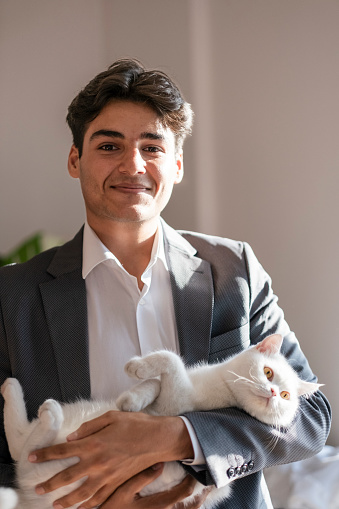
left=117, top=379, right=161, bottom=412
left=38, top=399, right=64, bottom=430
left=125, top=358, right=150, bottom=380
left=116, top=390, right=145, bottom=412
left=125, top=356, right=161, bottom=380
left=1, top=378, right=23, bottom=401
left=0, top=487, right=18, bottom=509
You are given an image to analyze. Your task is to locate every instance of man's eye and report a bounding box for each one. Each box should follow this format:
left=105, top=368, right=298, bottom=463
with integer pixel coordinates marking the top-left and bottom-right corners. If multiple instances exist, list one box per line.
left=99, top=144, right=116, bottom=151
left=144, top=146, right=161, bottom=153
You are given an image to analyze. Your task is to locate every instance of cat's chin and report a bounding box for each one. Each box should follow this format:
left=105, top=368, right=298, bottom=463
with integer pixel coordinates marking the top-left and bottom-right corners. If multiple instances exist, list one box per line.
left=244, top=391, right=274, bottom=411
left=244, top=397, right=288, bottom=426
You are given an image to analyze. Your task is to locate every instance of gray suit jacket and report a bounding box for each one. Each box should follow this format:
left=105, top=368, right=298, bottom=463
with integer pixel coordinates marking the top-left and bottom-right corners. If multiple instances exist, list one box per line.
left=0, top=221, right=331, bottom=508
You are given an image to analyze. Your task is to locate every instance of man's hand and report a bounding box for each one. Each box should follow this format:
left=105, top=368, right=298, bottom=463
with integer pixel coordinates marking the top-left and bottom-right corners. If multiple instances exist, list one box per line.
left=29, top=410, right=194, bottom=508
left=100, top=466, right=211, bottom=509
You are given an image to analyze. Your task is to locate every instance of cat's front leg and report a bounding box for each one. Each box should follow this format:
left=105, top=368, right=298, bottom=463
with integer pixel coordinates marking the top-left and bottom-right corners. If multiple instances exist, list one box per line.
left=1, top=378, right=29, bottom=461
left=20, top=399, right=64, bottom=464
left=124, top=351, right=191, bottom=416
left=125, top=350, right=184, bottom=380
left=116, top=379, right=161, bottom=412
left=38, top=399, right=64, bottom=433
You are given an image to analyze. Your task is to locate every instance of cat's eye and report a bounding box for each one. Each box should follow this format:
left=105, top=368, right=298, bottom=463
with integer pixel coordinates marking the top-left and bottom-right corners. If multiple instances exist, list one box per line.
left=280, top=391, right=290, bottom=400
left=264, top=367, right=274, bottom=381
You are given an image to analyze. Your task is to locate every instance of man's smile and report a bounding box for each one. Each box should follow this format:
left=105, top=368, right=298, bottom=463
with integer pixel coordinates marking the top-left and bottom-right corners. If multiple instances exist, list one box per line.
left=109, top=183, right=152, bottom=193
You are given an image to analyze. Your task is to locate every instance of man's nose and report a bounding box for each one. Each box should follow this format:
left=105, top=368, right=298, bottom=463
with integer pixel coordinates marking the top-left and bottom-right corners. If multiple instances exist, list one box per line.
left=119, top=148, right=146, bottom=175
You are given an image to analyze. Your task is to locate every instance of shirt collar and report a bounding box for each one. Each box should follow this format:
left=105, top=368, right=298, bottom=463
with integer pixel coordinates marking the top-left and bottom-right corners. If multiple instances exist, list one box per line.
left=82, top=220, right=168, bottom=279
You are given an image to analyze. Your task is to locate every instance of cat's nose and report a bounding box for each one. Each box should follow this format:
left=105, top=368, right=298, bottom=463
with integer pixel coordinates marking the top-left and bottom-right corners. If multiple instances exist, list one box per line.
left=271, top=388, right=277, bottom=397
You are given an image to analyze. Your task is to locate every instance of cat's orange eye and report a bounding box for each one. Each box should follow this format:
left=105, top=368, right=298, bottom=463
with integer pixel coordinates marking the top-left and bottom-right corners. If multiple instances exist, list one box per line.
left=280, top=391, right=290, bottom=400
left=264, top=367, right=274, bottom=381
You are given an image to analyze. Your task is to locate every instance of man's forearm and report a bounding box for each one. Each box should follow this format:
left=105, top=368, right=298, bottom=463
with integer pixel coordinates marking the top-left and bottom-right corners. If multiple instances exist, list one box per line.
left=184, top=389, right=331, bottom=488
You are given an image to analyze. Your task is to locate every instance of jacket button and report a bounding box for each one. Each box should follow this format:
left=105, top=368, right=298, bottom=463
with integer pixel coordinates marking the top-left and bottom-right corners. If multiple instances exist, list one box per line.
left=248, top=460, right=254, bottom=471
left=227, top=467, right=235, bottom=478
left=235, top=467, right=242, bottom=476
left=241, top=464, right=248, bottom=474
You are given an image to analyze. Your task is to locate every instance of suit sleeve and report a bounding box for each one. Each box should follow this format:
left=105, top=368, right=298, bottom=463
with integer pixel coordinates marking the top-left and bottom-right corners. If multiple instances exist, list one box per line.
left=183, top=242, right=331, bottom=489
left=0, top=296, right=16, bottom=487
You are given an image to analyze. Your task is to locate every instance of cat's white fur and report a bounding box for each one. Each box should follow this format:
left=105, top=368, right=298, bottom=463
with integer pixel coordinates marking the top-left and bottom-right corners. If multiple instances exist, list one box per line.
left=0, top=334, right=321, bottom=508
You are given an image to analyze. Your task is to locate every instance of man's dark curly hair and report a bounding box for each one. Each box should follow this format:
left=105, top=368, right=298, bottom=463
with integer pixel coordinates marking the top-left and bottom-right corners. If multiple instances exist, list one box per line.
left=66, top=58, right=193, bottom=157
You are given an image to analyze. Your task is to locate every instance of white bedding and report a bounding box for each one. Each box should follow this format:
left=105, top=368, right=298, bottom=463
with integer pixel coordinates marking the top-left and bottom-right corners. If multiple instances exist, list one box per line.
left=264, top=446, right=339, bottom=508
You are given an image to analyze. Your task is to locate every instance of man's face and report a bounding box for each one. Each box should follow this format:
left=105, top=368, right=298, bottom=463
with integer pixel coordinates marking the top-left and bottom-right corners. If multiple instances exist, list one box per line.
left=68, top=100, right=183, bottom=230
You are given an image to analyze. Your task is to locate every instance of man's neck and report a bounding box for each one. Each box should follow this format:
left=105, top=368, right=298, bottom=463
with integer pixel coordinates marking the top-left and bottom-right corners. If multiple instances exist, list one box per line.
left=87, top=217, right=159, bottom=290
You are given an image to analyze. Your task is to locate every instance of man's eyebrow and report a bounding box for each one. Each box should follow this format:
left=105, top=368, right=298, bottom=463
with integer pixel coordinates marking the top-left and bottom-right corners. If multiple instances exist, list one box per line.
left=89, top=130, right=165, bottom=142
left=89, top=130, right=124, bottom=142
left=140, top=132, right=165, bottom=141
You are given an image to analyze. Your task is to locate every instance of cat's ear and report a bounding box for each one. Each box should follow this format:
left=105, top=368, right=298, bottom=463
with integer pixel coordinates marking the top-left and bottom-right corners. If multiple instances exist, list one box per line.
left=298, top=380, right=324, bottom=397
left=255, top=334, right=283, bottom=355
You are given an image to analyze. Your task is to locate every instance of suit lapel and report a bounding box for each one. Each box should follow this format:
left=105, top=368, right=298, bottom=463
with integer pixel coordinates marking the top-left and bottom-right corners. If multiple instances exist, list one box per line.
left=162, top=221, right=214, bottom=366
left=39, top=222, right=214, bottom=398
left=40, top=228, right=91, bottom=402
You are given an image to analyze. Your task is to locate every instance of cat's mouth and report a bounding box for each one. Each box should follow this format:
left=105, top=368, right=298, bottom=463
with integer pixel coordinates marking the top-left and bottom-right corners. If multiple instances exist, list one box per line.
left=257, top=395, right=272, bottom=406
left=251, top=387, right=277, bottom=407
left=265, top=397, right=275, bottom=407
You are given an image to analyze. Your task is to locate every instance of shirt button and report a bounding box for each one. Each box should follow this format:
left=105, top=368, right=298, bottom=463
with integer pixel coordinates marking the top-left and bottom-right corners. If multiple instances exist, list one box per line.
left=139, top=299, right=145, bottom=306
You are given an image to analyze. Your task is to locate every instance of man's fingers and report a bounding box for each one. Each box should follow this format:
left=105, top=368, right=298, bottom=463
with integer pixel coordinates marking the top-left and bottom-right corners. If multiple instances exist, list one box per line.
left=122, top=464, right=165, bottom=495
left=162, top=474, right=196, bottom=504
left=134, top=474, right=196, bottom=508
left=52, top=480, right=111, bottom=509
left=133, top=474, right=196, bottom=508
left=174, top=485, right=213, bottom=509
left=77, top=484, right=115, bottom=509
left=34, top=463, right=84, bottom=495
left=98, top=470, right=201, bottom=509
left=100, top=464, right=165, bottom=508
left=67, top=411, right=116, bottom=441
left=29, top=412, right=117, bottom=461
left=53, top=464, right=165, bottom=508
left=29, top=442, right=79, bottom=462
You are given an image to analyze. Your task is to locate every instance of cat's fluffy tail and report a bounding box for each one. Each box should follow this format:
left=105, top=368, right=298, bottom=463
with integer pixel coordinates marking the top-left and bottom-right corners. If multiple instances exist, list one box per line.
left=0, top=487, right=18, bottom=509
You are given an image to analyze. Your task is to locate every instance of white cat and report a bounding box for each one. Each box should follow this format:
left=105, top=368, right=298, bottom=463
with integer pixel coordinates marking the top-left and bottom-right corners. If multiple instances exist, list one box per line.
left=0, top=334, right=321, bottom=508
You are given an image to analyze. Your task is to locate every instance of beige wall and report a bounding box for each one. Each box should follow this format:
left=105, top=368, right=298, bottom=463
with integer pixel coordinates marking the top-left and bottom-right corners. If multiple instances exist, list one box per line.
left=1, top=0, right=338, bottom=444
left=207, top=0, right=339, bottom=446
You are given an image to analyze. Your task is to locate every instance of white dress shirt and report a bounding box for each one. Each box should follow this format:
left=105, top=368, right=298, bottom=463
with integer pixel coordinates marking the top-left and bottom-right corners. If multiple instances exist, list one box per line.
left=82, top=221, right=204, bottom=465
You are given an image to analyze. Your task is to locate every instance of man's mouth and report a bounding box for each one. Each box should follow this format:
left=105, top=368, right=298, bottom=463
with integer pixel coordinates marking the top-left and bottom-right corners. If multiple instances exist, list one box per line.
left=110, top=183, right=152, bottom=192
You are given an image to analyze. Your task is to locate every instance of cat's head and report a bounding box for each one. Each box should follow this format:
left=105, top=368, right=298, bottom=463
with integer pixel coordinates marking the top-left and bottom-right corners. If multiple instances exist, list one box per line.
left=227, top=334, right=322, bottom=427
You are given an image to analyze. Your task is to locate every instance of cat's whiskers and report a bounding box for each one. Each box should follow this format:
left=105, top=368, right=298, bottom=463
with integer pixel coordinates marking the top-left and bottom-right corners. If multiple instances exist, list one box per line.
left=266, top=430, right=280, bottom=453
left=227, top=370, right=257, bottom=386
left=248, top=367, right=261, bottom=384
left=227, top=370, right=283, bottom=453
left=265, top=410, right=288, bottom=453
left=227, top=371, right=268, bottom=397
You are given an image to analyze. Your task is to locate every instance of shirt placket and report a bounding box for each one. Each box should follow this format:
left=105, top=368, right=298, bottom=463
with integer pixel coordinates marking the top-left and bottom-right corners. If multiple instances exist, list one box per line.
left=136, top=269, right=163, bottom=355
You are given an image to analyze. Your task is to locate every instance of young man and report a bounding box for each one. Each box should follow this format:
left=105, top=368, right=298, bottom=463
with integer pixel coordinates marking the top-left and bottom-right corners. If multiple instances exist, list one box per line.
left=0, top=59, right=331, bottom=509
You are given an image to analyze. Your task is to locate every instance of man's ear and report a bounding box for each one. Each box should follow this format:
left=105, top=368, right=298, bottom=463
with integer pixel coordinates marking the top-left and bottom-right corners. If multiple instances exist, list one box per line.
left=174, top=152, right=184, bottom=184
left=68, top=145, right=80, bottom=178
